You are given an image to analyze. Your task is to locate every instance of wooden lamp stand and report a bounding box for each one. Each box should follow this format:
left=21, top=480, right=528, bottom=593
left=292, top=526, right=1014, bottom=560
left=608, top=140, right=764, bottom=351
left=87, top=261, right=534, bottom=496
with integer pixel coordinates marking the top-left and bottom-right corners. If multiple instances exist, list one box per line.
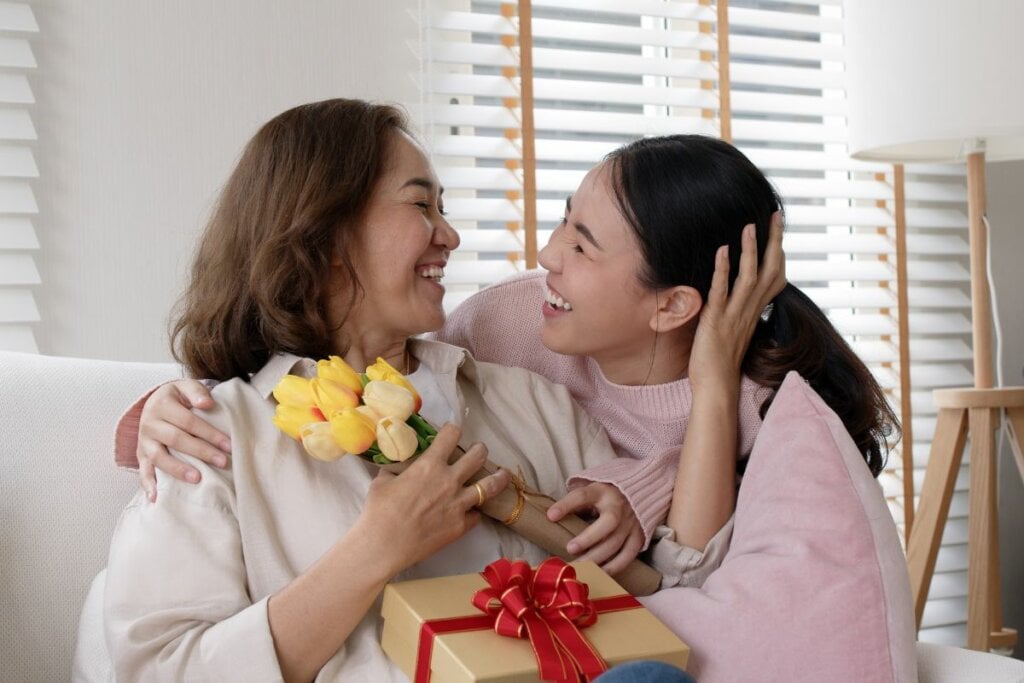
left=905, top=151, right=1024, bottom=651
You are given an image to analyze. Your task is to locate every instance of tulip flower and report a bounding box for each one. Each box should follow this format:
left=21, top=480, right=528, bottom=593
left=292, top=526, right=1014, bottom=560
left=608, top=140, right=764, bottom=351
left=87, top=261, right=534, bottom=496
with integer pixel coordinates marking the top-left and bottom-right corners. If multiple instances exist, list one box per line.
left=272, top=374, right=315, bottom=407
left=362, top=380, right=416, bottom=423
left=310, top=377, right=359, bottom=416
left=317, top=356, right=363, bottom=395
left=299, top=421, right=348, bottom=462
left=329, top=407, right=377, bottom=455
left=272, top=402, right=326, bottom=441
left=366, top=357, right=422, bottom=412
left=376, top=416, right=419, bottom=462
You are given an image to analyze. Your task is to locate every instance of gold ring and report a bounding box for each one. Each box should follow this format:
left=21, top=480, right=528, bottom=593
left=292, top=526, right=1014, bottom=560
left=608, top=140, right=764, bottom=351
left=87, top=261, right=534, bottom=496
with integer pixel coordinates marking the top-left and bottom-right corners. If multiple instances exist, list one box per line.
left=473, top=482, right=486, bottom=507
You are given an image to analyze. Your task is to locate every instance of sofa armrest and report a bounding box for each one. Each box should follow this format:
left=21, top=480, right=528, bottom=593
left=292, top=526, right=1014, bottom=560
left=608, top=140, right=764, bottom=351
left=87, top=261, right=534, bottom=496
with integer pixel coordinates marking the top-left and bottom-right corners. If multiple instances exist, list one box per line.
left=0, top=351, right=181, bottom=682
left=917, top=641, right=1024, bottom=682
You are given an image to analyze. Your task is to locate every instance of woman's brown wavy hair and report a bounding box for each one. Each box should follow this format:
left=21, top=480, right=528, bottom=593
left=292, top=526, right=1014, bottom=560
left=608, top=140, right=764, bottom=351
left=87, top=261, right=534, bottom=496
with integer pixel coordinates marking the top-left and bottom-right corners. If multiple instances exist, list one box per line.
left=171, top=99, right=409, bottom=381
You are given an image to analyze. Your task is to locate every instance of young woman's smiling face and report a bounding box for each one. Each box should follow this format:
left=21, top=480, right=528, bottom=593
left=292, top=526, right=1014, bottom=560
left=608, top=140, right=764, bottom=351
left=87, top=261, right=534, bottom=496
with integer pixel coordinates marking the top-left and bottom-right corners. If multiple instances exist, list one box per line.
left=537, top=162, right=662, bottom=378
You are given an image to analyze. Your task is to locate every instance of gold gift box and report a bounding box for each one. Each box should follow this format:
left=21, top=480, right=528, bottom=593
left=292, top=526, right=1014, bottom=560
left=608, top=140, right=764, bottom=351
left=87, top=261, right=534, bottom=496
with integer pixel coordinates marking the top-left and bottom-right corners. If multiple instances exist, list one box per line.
left=380, top=561, right=689, bottom=682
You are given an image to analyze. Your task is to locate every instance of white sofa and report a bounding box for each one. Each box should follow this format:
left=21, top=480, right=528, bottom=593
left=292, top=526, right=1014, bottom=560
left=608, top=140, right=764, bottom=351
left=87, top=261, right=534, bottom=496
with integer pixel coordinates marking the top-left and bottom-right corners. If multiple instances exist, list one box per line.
left=2, top=349, right=1022, bottom=682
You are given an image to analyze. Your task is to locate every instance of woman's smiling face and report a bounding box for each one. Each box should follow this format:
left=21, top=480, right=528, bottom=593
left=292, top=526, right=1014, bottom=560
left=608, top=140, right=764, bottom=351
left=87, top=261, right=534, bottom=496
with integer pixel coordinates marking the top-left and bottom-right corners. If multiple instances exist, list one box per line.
left=537, top=162, right=661, bottom=370
left=339, top=131, right=460, bottom=342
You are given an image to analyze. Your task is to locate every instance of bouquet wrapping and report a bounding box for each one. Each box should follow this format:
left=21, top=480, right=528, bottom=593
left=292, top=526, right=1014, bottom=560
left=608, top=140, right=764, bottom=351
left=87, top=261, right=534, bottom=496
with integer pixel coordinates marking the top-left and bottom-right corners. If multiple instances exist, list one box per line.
left=271, top=355, right=661, bottom=597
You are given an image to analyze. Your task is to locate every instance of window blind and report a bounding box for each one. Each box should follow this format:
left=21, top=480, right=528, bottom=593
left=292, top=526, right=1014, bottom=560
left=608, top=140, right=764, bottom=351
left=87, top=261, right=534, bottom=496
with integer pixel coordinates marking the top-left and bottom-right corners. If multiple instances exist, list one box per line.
left=0, top=2, right=39, bottom=353
left=416, top=0, right=973, bottom=645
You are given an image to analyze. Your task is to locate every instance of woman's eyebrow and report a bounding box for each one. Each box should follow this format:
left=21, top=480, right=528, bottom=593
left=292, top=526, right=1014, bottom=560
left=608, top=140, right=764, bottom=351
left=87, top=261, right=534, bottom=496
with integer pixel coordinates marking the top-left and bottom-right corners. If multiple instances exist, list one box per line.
left=400, top=177, right=444, bottom=196
left=565, top=196, right=602, bottom=250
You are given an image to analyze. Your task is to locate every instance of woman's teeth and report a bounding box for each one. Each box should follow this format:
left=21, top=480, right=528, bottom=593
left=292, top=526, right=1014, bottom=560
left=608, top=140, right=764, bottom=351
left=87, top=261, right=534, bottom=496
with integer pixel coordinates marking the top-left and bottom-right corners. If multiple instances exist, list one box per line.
left=545, top=287, right=573, bottom=311
left=418, top=265, right=444, bottom=281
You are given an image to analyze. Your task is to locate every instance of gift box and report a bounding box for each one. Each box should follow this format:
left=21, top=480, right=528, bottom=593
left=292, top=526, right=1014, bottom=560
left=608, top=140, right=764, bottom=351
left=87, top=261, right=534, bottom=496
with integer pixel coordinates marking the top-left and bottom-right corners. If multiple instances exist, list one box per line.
left=381, top=558, right=689, bottom=682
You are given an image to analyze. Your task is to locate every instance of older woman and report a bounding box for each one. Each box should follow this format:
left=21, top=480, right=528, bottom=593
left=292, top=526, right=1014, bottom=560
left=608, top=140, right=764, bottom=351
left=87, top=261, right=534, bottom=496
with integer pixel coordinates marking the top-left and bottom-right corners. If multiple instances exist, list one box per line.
left=95, top=99, right=648, bottom=681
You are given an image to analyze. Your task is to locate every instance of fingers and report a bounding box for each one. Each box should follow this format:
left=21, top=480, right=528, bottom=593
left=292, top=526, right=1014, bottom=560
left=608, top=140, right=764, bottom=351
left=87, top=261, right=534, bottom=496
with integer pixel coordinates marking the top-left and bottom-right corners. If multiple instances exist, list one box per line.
left=143, top=410, right=230, bottom=468
left=419, top=422, right=462, bottom=463
left=150, top=392, right=232, bottom=457
left=139, top=459, right=158, bottom=502
left=547, top=487, right=592, bottom=524
left=598, top=527, right=646, bottom=575
left=450, top=442, right=489, bottom=482
left=705, top=244, right=730, bottom=313
left=566, top=507, right=624, bottom=557
left=147, top=446, right=201, bottom=484
left=460, top=469, right=510, bottom=509
left=734, top=223, right=759, bottom=297
left=759, top=211, right=787, bottom=302
left=177, top=379, right=216, bottom=410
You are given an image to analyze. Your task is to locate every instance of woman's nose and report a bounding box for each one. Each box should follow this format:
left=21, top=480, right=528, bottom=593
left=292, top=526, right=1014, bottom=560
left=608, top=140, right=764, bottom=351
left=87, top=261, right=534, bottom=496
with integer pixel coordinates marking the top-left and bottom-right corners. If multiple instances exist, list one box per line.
left=435, top=216, right=460, bottom=252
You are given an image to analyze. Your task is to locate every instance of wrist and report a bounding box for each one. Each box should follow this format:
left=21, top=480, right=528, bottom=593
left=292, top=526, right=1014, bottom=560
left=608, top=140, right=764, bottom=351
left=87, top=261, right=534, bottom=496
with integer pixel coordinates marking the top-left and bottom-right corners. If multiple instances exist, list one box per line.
left=343, top=517, right=405, bottom=583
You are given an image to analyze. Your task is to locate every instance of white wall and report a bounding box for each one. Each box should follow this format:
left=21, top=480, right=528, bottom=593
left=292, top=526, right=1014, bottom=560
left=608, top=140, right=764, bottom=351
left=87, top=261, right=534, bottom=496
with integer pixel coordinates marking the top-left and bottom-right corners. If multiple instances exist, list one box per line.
left=29, top=0, right=419, bottom=361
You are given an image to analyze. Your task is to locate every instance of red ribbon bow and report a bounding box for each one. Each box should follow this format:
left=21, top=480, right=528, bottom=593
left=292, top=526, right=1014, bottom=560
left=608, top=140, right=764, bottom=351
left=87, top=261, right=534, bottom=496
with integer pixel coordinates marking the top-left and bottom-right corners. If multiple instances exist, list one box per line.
left=471, top=557, right=606, bottom=682
left=414, top=558, right=640, bottom=683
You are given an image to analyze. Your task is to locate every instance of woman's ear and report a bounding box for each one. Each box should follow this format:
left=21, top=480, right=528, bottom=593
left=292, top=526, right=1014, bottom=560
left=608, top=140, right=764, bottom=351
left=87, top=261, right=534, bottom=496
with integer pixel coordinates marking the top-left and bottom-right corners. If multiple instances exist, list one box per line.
left=649, top=286, right=702, bottom=332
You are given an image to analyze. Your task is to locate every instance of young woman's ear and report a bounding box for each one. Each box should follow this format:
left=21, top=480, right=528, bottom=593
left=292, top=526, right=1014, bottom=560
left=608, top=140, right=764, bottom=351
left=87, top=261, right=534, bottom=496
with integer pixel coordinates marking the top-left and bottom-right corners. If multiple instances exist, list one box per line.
left=649, top=286, right=702, bottom=332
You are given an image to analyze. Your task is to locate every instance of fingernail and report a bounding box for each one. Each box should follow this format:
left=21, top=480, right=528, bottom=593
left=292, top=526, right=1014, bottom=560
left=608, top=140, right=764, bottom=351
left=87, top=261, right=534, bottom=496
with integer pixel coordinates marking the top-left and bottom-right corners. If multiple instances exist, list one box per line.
left=146, top=488, right=155, bottom=502
left=186, top=470, right=200, bottom=484
left=213, top=455, right=227, bottom=468
left=745, top=224, right=754, bottom=240
left=567, top=542, right=578, bottom=554
left=220, top=440, right=232, bottom=452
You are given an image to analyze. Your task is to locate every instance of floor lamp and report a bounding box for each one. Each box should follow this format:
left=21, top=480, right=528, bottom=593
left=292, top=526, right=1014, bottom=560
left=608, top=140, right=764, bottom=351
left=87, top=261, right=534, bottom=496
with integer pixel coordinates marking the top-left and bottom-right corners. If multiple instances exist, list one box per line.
left=844, top=1, right=1024, bottom=652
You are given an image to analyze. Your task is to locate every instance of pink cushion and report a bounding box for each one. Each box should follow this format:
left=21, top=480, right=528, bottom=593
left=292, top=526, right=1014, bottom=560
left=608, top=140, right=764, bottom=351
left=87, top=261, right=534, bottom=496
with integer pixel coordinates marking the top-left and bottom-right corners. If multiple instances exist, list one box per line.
left=640, top=371, right=917, bottom=682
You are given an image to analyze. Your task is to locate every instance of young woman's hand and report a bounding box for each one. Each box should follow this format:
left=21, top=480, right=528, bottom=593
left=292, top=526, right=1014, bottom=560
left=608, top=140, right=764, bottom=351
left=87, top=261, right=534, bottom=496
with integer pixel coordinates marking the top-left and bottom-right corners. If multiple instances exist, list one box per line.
left=688, top=211, right=786, bottom=394
left=546, top=483, right=644, bottom=574
left=137, top=380, right=231, bottom=500
left=357, top=424, right=511, bottom=574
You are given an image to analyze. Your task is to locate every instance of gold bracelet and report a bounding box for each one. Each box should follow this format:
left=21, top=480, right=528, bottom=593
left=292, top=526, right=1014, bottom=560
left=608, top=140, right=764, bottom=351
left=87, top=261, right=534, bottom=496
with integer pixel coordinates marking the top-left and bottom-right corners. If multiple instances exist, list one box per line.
left=502, top=489, right=525, bottom=525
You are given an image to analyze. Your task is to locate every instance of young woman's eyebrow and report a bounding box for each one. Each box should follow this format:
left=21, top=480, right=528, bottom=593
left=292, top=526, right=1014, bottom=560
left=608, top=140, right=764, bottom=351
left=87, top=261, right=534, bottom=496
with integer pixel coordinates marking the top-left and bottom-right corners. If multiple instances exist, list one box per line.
left=565, top=195, right=602, bottom=250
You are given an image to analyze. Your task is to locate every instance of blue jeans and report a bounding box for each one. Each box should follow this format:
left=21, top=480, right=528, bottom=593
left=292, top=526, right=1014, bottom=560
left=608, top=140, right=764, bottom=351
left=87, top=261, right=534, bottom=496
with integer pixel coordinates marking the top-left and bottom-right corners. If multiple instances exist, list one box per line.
left=595, top=660, right=696, bottom=683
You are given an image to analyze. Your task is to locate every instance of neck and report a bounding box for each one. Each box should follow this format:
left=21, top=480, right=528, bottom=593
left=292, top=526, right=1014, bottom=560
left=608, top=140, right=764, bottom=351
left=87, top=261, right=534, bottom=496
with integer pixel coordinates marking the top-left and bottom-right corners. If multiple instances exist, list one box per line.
left=593, top=329, right=692, bottom=386
left=333, top=328, right=411, bottom=374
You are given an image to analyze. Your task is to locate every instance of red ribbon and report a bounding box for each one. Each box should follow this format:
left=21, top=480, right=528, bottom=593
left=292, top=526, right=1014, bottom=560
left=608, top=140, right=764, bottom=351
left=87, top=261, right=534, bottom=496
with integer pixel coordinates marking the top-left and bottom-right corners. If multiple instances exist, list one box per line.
left=414, top=558, right=641, bottom=683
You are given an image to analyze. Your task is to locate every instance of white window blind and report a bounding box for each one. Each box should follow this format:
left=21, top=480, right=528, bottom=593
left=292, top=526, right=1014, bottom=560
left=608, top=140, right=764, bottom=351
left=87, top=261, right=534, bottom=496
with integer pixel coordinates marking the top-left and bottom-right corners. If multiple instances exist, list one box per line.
left=904, top=164, right=972, bottom=646
left=415, top=0, right=973, bottom=645
left=0, top=1, right=39, bottom=353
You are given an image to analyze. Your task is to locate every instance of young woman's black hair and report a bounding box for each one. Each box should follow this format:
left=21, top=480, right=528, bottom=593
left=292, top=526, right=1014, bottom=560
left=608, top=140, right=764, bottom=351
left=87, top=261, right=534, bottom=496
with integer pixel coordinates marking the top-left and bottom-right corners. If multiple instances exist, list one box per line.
left=606, top=134, right=898, bottom=476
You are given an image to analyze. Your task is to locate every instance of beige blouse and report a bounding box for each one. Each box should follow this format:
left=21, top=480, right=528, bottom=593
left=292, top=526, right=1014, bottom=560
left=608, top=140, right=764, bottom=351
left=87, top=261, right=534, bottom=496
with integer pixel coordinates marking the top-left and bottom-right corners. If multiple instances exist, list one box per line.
left=101, top=340, right=624, bottom=681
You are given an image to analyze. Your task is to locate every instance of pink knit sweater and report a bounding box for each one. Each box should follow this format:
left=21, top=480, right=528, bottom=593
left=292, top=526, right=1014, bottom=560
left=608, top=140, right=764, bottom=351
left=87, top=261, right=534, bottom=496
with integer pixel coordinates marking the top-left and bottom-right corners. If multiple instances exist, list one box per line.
left=434, top=270, right=771, bottom=542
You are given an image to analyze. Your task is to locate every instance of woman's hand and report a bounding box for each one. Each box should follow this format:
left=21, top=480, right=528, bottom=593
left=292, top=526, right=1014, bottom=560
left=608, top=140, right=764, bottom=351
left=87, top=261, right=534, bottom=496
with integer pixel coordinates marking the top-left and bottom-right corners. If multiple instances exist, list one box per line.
left=137, top=380, right=231, bottom=500
left=547, top=483, right=644, bottom=575
left=357, top=423, right=511, bottom=575
left=688, top=211, right=786, bottom=394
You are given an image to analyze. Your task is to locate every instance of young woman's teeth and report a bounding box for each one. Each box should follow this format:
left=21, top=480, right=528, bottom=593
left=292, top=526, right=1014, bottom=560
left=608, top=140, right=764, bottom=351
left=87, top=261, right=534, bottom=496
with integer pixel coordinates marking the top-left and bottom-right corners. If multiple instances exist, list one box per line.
left=545, top=288, right=573, bottom=311
left=418, top=265, right=444, bottom=281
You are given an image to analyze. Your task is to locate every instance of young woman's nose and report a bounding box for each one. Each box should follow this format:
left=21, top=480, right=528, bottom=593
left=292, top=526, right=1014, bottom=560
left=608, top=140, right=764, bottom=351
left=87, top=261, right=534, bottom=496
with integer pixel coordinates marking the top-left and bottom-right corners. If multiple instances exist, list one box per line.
left=538, top=231, right=560, bottom=272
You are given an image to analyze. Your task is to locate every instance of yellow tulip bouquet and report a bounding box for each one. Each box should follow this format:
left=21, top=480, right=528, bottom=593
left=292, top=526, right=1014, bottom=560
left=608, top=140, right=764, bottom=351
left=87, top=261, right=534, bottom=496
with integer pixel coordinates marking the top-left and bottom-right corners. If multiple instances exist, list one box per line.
left=269, top=354, right=662, bottom=596
left=271, top=356, right=437, bottom=465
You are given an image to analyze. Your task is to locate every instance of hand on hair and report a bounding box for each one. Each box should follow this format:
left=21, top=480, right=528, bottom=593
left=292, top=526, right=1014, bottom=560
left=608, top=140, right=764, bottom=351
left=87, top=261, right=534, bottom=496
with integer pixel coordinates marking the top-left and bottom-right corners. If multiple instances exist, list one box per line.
left=547, top=482, right=645, bottom=575
left=689, top=211, right=786, bottom=395
left=136, top=380, right=230, bottom=501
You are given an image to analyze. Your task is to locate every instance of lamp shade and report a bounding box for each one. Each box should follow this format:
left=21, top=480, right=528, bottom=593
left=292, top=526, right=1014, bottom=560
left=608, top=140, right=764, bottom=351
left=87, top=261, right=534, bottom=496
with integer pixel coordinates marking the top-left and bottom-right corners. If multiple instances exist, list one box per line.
left=845, top=0, right=1024, bottom=163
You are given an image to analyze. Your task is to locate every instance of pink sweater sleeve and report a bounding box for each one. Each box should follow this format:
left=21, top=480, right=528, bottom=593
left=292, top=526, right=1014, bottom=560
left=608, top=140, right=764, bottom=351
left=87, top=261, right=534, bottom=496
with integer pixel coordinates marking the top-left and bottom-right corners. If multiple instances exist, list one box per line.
left=567, top=448, right=680, bottom=549
left=568, top=378, right=770, bottom=549
left=113, top=385, right=163, bottom=469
